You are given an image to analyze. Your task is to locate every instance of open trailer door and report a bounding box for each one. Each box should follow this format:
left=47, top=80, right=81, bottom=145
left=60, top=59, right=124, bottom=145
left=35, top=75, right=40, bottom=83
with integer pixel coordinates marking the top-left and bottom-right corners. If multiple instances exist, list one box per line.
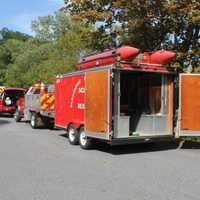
left=178, top=74, right=200, bottom=137
left=85, top=68, right=111, bottom=139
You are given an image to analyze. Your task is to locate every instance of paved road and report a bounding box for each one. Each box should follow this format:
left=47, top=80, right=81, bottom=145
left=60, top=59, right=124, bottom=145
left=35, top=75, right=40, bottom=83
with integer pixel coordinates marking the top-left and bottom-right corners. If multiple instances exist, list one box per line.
left=0, top=116, right=200, bottom=200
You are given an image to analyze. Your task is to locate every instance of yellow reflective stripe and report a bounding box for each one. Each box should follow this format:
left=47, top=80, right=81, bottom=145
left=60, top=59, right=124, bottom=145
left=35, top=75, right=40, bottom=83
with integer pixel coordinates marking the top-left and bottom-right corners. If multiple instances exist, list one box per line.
left=40, top=94, right=48, bottom=102
left=40, top=95, right=55, bottom=110
left=50, top=104, right=55, bottom=110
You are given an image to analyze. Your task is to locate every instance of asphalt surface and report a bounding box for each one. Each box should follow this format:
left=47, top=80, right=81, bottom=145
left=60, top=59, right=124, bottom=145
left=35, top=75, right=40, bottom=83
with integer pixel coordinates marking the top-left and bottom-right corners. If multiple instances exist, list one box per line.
left=0, top=115, right=200, bottom=200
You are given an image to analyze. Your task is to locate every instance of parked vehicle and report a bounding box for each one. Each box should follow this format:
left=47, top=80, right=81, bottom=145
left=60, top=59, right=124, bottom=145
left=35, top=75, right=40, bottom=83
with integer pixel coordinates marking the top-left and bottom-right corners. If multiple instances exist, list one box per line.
left=15, top=82, right=55, bottom=129
left=14, top=46, right=200, bottom=149
left=14, top=96, right=25, bottom=122
left=55, top=47, right=177, bottom=149
left=0, top=88, right=26, bottom=115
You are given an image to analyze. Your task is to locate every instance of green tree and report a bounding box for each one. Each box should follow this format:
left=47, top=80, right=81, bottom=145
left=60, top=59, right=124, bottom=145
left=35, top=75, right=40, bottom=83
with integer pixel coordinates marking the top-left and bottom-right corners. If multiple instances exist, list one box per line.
left=5, top=12, right=92, bottom=87
left=0, top=28, right=30, bottom=44
left=0, top=45, right=10, bottom=84
left=31, top=11, right=92, bottom=73
left=0, top=28, right=31, bottom=85
left=5, top=39, right=48, bottom=87
left=64, top=0, right=200, bottom=69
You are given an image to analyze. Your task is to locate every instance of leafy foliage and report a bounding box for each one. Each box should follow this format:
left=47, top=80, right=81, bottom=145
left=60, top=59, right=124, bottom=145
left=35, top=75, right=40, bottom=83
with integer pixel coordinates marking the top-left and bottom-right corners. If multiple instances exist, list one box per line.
left=0, top=1, right=199, bottom=87
left=0, top=28, right=30, bottom=44
left=0, top=12, right=91, bottom=87
left=0, top=29, right=31, bottom=85
left=64, top=0, right=200, bottom=69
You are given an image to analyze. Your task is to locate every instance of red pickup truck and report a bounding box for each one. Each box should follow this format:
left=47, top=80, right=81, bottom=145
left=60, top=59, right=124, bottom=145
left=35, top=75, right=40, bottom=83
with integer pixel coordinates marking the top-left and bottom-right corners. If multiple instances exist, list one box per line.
left=0, top=88, right=26, bottom=115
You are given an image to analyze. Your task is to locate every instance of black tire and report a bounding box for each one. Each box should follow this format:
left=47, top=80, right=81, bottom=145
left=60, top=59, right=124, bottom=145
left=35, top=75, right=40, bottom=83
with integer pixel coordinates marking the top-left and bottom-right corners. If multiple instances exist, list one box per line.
left=68, top=124, right=79, bottom=145
left=42, top=117, right=54, bottom=129
left=14, top=109, right=22, bottom=122
left=47, top=121, right=54, bottom=130
left=79, top=127, right=92, bottom=149
left=30, top=112, right=40, bottom=129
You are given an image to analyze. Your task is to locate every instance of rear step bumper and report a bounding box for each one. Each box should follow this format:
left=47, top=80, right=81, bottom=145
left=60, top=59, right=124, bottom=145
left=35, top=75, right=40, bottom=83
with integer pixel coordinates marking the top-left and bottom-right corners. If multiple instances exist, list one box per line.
left=110, top=135, right=174, bottom=146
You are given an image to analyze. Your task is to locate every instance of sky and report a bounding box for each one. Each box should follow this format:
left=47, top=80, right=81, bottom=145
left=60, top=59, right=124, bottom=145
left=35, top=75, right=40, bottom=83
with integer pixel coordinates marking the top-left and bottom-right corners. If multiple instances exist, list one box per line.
left=0, top=0, right=64, bottom=35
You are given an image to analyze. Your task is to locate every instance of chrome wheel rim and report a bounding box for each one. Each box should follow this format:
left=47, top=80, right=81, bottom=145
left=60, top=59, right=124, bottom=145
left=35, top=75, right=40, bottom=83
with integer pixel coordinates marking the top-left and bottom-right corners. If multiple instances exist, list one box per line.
left=31, top=115, right=35, bottom=127
left=69, top=128, right=76, bottom=142
left=80, top=130, right=87, bottom=146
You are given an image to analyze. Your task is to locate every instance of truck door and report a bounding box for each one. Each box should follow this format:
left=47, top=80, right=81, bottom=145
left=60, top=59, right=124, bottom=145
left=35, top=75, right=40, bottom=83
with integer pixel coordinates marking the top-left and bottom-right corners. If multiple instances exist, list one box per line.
left=178, top=74, right=200, bottom=137
left=85, top=69, right=111, bottom=138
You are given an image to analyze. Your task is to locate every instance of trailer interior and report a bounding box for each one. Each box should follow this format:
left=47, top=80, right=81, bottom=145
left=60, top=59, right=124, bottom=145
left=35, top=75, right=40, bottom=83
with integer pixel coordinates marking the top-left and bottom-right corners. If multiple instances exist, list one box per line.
left=114, top=70, right=174, bottom=138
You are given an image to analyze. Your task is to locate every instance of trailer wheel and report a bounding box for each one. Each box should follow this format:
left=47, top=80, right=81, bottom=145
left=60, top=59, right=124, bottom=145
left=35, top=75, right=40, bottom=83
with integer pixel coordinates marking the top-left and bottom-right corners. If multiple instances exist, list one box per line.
left=14, top=108, right=22, bottom=122
left=68, top=124, right=79, bottom=145
left=30, top=112, right=40, bottom=129
left=79, top=127, right=92, bottom=149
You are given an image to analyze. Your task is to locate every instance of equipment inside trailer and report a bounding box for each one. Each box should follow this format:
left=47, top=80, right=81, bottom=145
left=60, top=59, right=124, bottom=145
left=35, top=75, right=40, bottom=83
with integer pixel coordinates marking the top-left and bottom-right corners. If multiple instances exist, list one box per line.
left=120, top=72, right=162, bottom=115
left=116, top=71, right=171, bottom=138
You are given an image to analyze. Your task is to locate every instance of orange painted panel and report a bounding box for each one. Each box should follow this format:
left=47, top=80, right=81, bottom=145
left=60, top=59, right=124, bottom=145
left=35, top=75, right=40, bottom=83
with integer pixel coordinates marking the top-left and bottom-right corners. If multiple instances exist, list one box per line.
left=85, top=70, right=109, bottom=133
left=181, top=75, right=200, bottom=131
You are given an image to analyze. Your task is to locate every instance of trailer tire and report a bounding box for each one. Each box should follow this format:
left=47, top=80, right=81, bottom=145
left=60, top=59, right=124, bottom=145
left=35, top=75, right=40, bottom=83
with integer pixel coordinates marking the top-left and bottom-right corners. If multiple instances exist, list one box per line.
left=79, top=127, right=92, bottom=150
left=30, top=112, right=40, bottom=129
left=14, top=108, right=22, bottom=122
left=68, top=124, right=79, bottom=145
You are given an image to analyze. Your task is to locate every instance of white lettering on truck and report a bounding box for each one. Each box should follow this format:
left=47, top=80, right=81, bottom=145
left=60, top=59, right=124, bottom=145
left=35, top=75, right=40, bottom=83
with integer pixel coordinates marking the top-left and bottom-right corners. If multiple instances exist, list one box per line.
left=79, top=88, right=85, bottom=94
left=77, top=103, right=85, bottom=109
left=70, top=80, right=81, bottom=108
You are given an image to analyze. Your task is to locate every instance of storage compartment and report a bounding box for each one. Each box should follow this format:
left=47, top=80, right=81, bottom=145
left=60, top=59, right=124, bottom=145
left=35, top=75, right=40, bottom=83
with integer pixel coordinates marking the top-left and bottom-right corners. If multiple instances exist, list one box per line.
left=116, top=71, right=171, bottom=137
left=120, top=72, right=162, bottom=115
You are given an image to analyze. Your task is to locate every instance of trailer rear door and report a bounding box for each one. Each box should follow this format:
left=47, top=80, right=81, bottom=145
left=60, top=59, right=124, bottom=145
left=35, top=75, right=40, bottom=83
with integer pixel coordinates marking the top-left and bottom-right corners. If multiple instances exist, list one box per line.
left=178, top=74, right=200, bottom=137
left=85, top=69, right=111, bottom=137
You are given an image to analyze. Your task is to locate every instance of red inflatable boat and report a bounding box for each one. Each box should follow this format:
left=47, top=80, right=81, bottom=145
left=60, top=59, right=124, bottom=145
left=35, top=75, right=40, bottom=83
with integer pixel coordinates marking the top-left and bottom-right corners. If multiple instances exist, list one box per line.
left=77, top=46, right=140, bottom=70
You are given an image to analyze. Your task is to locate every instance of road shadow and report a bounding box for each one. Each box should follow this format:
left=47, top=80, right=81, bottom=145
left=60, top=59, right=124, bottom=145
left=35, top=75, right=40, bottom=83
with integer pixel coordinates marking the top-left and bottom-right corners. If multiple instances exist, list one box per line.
left=0, top=118, right=11, bottom=126
left=59, top=132, right=180, bottom=155
left=92, top=141, right=180, bottom=155
left=0, top=113, right=13, bottom=118
left=60, top=133, right=200, bottom=154
left=181, top=141, right=200, bottom=150
left=0, top=114, right=12, bottom=125
left=60, top=133, right=68, bottom=138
